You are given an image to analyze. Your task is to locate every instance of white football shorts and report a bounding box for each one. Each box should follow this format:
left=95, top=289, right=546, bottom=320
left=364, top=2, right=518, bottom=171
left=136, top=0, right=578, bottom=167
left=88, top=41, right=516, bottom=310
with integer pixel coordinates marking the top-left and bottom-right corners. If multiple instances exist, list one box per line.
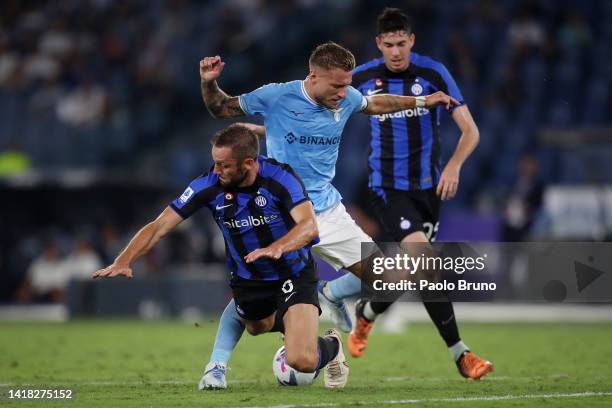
left=311, top=202, right=375, bottom=271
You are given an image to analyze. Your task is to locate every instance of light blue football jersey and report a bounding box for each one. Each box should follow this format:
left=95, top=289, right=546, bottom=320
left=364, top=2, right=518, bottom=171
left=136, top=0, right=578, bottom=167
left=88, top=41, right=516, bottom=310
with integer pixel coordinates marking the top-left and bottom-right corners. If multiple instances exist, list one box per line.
left=239, top=80, right=367, bottom=213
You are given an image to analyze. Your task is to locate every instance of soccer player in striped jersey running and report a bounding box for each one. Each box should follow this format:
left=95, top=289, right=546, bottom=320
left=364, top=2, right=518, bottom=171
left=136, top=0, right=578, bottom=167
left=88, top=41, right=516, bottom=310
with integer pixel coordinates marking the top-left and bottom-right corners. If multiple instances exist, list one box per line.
left=321, top=7, right=493, bottom=380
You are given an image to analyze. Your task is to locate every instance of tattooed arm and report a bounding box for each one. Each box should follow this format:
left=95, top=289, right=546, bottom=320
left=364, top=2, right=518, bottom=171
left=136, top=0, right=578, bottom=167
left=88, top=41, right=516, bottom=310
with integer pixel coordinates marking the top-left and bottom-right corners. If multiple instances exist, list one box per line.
left=199, top=56, right=245, bottom=118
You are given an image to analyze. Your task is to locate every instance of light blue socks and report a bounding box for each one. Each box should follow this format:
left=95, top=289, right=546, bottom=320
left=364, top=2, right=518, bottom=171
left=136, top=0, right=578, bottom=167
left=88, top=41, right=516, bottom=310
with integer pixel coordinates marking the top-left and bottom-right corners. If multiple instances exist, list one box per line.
left=209, top=299, right=245, bottom=364
left=326, top=272, right=362, bottom=301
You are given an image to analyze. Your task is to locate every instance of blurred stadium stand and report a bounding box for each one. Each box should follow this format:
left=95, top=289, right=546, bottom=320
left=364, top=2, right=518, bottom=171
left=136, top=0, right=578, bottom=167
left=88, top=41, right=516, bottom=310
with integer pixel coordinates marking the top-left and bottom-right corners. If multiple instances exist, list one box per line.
left=1, top=0, right=611, bottom=313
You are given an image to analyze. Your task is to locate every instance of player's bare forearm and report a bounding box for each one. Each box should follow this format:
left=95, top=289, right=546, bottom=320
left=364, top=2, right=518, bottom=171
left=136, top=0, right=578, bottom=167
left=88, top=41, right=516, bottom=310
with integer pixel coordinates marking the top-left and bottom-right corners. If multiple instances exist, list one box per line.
left=93, top=223, right=161, bottom=279
left=244, top=202, right=318, bottom=263
left=113, top=223, right=160, bottom=267
left=244, top=218, right=317, bottom=263
left=364, top=91, right=459, bottom=115
left=448, top=106, right=480, bottom=168
left=250, top=124, right=266, bottom=139
left=94, top=209, right=182, bottom=278
left=114, top=208, right=182, bottom=267
left=200, top=80, right=245, bottom=119
left=236, top=123, right=266, bottom=140
left=449, top=129, right=479, bottom=169
left=436, top=106, right=479, bottom=200
left=363, top=94, right=416, bottom=114
left=272, top=217, right=318, bottom=254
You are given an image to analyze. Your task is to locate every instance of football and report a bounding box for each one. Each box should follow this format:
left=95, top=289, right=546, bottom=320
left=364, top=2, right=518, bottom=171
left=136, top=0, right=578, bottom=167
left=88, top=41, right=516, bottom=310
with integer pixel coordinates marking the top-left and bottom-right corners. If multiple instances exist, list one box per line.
left=272, top=346, right=320, bottom=386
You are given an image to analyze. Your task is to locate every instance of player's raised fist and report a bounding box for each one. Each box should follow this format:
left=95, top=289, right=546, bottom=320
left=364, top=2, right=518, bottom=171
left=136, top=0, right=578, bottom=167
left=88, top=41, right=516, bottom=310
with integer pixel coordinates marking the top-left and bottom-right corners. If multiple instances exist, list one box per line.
left=200, top=56, right=226, bottom=82
left=425, top=91, right=460, bottom=110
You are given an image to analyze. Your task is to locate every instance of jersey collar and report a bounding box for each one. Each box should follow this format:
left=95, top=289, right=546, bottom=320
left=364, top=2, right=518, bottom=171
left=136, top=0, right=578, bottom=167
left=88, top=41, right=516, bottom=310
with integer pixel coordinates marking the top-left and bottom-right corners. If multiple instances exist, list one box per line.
left=300, top=80, right=320, bottom=107
left=301, top=80, right=344, bottom=113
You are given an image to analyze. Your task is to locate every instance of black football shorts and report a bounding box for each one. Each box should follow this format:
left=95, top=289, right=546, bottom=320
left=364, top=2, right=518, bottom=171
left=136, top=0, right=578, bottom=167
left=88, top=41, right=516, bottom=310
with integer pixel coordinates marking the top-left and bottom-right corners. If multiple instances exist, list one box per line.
left=230, top=258, right=320, bottom=321
left=371, top=188, right=440, bottom=243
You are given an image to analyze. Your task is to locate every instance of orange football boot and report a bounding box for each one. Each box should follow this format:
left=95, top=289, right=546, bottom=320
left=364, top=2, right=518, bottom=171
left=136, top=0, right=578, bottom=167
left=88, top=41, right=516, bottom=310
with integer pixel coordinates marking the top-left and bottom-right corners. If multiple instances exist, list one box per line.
left=457, top=351, right=494, bottom=380
left=348, top=299, right=374, bottom=358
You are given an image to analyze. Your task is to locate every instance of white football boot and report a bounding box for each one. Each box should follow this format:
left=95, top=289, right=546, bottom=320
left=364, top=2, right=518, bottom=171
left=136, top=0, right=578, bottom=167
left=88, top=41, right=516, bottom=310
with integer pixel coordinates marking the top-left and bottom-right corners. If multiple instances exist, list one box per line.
left=198, top=361, right=227, bottom=390
left=323, top=328, right=349, bottom=389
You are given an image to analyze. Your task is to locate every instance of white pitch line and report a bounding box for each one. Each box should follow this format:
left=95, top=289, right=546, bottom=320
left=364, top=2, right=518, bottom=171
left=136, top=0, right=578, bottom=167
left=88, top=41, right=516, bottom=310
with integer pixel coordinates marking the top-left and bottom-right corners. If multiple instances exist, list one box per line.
left=237, top=391, right=612, bottom=408
left=383, top=376, right=511, bottom=382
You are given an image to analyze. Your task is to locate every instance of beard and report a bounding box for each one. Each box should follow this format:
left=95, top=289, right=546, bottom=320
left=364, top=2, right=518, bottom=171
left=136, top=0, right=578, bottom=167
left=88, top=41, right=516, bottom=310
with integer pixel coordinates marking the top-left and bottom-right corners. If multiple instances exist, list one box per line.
left=220, top=166, right=249, bottom=188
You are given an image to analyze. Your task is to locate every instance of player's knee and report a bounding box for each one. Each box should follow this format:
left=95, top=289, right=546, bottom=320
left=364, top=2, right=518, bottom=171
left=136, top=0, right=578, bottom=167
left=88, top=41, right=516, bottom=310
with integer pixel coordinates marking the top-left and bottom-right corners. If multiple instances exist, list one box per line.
left=285, top=348, right=318, bottom=373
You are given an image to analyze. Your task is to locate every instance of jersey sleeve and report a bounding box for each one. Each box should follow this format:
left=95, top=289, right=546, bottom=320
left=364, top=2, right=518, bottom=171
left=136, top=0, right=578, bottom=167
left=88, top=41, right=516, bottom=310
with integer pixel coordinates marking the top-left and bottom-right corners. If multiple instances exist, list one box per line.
left=238, top=83, right=284, bottom=116
left=169, top=172, right=218, bottom=219
left=271, top=165, right=310, bottom=211
left=434, top=63, right=464, bottom=112
left=346, top=85, right=368, bottom=113
left=277, top=166, right=320, bottom=246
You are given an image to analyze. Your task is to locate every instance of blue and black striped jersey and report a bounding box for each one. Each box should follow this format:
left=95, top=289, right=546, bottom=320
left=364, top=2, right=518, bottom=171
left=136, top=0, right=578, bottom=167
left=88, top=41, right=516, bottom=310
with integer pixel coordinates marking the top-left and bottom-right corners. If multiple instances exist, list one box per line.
left=352, top=52, right=464, bottom=195
left=170, top=156, right=318, bottom=281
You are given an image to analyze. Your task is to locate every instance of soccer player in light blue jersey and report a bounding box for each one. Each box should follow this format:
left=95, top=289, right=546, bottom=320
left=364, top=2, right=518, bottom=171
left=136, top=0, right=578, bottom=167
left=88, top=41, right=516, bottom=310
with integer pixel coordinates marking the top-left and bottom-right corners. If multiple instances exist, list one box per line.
left=198, top=42, right=458, bottom=389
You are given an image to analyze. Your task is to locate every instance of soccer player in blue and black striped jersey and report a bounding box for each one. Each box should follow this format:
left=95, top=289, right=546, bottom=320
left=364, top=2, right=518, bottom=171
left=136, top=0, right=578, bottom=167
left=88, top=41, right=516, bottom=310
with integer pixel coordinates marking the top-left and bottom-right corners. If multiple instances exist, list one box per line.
left=198, top=42, right=460, bottom=388
left=92, top=124, right=348, bottom=389
left=342, top=8, right=492, bottom=380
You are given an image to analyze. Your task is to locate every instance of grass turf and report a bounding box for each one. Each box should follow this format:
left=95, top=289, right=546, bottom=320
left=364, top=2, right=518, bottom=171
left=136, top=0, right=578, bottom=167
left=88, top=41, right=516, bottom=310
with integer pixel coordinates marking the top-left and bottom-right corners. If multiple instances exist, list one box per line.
left=1, top=320, right=611, bottom=407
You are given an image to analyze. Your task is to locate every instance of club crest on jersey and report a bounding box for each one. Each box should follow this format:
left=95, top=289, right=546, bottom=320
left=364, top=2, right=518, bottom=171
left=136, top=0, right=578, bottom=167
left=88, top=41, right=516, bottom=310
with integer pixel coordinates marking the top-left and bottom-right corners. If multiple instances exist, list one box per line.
left=224, top=192, right=234, bottom=200
left=254, top=195, right=267, bottom=207
left=400, top=217, right=412, bottom=230
left=411, top=83, right=423, bottom=95
left=332, top=107, right=343, bottom=122
left=179, top=187, right=194, bottom=203
left=375, top=78, right=383, bottom=87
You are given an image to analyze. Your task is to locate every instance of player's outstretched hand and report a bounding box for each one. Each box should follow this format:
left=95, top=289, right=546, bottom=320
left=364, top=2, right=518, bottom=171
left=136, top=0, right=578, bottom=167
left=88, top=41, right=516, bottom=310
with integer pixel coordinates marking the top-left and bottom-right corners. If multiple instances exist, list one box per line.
left=436, top=162, right=460, bottom=200
left=244, top=246, right=283, bottom=263
left=199, top=56, right=225, bottom=82
left=425, top=91, right=460, bottom=110
left=92, top=264, right=134, bottom=279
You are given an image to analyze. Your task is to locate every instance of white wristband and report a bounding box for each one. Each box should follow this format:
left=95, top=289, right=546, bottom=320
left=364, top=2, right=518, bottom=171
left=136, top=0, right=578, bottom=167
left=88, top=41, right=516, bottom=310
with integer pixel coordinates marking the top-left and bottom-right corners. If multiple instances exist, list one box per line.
left=415, top=96, right=426, bottom=108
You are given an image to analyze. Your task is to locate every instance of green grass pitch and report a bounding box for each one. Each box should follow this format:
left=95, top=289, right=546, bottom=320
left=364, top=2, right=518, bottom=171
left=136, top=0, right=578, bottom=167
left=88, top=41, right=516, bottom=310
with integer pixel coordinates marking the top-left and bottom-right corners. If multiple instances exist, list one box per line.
left=1, top=320, right=612, bottom=407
